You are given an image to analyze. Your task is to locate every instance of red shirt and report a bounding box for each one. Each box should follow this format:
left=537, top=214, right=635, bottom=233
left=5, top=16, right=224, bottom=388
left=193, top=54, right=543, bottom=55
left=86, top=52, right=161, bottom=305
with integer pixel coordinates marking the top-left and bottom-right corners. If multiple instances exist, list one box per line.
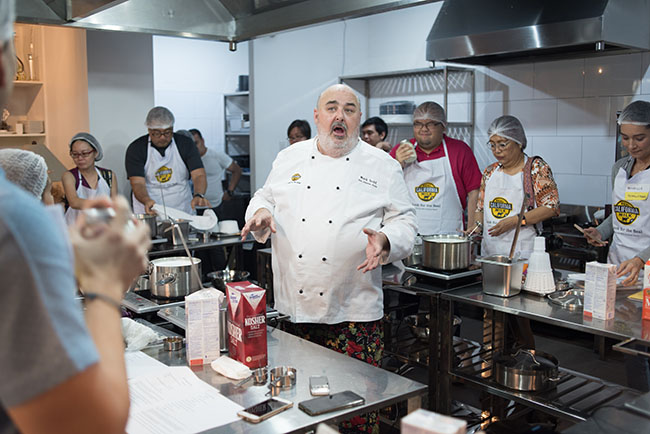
left=389, top=135, right=481, bottom=210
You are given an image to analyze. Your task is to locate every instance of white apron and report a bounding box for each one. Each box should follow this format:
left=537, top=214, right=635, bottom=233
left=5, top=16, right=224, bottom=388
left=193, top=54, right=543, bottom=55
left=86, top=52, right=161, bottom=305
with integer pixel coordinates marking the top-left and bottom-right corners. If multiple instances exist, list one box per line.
left=403, top=139, right=463, bottom=235
left=65, top=167, right=112, bottom=226
left=608, top=165, right=650, bottom=265
left=132, top=138, right=193, bottom=215
left=481, top=161, right=536, bottom=259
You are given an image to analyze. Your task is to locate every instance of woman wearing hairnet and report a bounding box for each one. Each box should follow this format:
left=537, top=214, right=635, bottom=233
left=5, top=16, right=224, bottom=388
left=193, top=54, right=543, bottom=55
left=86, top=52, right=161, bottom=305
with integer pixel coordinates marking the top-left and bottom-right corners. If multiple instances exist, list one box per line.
left=475, top=115, right=560, bottom=259
left=62, top=132, right=117, bottom=225
left=583, top=101, right=650, bottom=286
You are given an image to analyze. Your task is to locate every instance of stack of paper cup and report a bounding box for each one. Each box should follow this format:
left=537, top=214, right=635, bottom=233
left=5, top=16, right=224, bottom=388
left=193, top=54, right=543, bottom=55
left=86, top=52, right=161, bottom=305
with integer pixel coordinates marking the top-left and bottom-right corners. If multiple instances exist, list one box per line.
left=524, top=237, right=555, bottom=295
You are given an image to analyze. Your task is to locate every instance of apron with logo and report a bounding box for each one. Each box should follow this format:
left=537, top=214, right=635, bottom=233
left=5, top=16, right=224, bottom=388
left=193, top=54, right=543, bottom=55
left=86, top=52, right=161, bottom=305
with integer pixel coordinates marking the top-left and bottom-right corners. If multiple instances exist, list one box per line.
left=482, top=161, right=536, bottom=259
left=608, top=165, right=650, bottom=265
left=65, top=167, right=112, bottom=226
left=403, top=139, right=463, bottom=235
left=133, top=138, right=192, bottom=215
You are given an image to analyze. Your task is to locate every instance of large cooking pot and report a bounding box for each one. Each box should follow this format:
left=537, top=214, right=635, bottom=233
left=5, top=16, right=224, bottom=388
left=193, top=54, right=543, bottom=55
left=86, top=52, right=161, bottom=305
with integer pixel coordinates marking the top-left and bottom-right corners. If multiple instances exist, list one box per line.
left=494, top=349, right=561, bottom=391
left=422, top=234, right=472, bottom=270
left=149, top=256, right=202, bottom=298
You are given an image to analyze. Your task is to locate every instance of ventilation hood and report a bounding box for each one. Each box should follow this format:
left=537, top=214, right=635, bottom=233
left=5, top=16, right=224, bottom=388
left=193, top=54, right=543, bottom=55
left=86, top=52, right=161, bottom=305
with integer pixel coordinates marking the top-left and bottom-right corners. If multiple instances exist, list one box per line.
left=426, top=0, right=650, bottom=65
left=17, top=0, right=434, bottom=45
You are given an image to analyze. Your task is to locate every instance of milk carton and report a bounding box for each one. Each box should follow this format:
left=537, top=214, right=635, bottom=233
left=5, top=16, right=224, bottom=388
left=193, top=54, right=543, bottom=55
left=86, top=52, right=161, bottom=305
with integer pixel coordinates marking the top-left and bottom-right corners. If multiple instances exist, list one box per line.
left=583, top=261, right=617, bottom=320
left=226, top=281, right=267, bottom=368
left=185, top=288, right=224, bottom=366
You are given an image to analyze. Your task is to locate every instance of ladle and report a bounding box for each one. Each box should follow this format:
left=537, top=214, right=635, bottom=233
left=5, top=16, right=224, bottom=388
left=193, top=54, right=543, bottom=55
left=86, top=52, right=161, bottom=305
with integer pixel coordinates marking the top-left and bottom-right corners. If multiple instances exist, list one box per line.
left=508, top=194, right=530, bottom=260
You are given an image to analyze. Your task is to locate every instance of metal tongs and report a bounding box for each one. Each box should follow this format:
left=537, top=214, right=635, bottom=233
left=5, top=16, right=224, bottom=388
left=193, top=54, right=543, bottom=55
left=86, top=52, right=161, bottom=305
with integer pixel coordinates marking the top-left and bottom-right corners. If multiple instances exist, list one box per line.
left=465, top=221, right=482, bottom=240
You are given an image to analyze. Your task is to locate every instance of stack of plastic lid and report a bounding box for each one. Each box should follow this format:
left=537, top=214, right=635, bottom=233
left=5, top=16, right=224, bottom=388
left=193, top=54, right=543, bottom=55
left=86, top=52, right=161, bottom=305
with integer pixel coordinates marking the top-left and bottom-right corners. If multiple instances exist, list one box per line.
left=524, top=237, right=556, bottom=295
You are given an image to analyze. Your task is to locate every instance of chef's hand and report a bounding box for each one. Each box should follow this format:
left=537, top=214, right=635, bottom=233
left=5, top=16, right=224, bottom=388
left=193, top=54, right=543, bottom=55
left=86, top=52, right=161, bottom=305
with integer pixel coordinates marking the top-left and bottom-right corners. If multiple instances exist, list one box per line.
left=241, top=208, right=276, bottom=242
left=191, top=196, right=211, bottom=210
left=394, top=142, right=414, bottom=168
left=582, top=227, right=608, bottom=247
left=487, top=216, right=518, bottom=237
left=70, top=196, right=150, bottom=297
left=357, top=228, right=390, bottom=273
left=144, top=199, right=157, bottom=215
left=617, top=256, right=644, bottom=286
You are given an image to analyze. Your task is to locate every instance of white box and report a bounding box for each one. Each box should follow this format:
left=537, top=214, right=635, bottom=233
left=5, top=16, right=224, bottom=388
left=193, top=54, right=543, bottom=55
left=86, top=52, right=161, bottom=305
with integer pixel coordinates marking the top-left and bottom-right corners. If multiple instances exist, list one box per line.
left=185, top=288, right=224, bottom=366
left=584, top=261, right=617, bottom=320
left=24, top=120, right=44, bottom=134
left=401, top=409, right=466, bottom=434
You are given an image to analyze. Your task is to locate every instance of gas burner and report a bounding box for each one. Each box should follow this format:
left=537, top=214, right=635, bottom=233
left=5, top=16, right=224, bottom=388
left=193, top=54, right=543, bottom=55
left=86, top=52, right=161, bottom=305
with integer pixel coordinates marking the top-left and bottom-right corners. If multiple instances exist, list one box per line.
left=122, top=290, right=185, bottom=314
left=405, top=265, right=482, bottom=281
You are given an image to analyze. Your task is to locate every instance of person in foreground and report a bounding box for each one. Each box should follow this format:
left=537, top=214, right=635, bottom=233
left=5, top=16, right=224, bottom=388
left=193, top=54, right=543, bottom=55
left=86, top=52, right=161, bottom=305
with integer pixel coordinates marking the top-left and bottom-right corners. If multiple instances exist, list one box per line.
left=242, top=83, right=416, bottom=433
left=583, top=100, right=650, bottom=286
left=0, top=5, right=150, bottom=430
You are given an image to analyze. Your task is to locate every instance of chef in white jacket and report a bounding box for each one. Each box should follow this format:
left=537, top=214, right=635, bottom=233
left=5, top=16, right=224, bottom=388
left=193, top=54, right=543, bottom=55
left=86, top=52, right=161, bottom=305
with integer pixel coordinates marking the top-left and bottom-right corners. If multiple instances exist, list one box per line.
left=242, top=84, right=416, bottom=371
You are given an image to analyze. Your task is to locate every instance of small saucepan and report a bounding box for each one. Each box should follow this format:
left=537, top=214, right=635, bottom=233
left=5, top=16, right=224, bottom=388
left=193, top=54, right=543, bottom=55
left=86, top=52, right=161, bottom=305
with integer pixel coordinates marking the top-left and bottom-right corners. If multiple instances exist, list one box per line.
left=208, top=270, right=250, bottom=292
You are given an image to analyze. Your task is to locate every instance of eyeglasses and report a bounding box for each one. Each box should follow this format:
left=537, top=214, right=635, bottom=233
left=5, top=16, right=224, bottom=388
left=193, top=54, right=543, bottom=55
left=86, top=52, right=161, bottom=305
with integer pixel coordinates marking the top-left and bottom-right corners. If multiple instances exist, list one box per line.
left=149, top=128, right=173, bottom=138
left=70, top=150, right=95, bottom=159
left=488, top=141, right=513, bottom=150
left=414, top=121, right=442, bottom=131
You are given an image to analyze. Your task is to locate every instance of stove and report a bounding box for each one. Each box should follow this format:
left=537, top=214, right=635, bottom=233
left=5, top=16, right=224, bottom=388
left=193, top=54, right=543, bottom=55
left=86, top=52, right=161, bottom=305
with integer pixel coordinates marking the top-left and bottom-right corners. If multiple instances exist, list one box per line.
left=122, top=290, right=185, bottom=314
left=404, top=265, right=482, bottom=290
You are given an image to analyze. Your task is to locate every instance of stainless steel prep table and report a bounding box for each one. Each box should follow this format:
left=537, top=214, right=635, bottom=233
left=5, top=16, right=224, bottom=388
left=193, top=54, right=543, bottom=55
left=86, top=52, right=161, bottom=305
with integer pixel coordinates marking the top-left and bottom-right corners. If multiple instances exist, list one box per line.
left=437, top=283, right=646, bottom=423
left=148, top=233, right=253, bottom=258
left=143, top=328, right=427, bottom=433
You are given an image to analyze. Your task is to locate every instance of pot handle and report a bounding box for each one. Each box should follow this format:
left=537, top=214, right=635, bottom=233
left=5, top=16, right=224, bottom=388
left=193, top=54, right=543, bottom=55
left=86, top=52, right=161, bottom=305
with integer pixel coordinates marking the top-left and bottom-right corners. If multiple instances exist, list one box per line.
left=548, top=371, right=562, bottom=382
left=156, top=272, right=177, bottom=286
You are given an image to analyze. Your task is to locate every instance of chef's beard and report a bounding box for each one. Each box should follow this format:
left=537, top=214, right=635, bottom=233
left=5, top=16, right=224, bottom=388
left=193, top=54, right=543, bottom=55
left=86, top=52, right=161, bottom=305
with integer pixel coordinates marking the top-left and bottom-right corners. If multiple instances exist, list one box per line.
left=317, top=124, right=359, bottom=158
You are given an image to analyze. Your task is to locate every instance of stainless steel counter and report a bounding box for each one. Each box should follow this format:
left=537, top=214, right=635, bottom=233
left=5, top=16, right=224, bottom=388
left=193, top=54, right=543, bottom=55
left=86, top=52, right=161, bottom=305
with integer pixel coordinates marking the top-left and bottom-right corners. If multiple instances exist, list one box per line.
left=148, top=233, right=253, bottom=258
left=441, top=283, right=648, bottom=343
left=143, top=328, right=426, bottom=433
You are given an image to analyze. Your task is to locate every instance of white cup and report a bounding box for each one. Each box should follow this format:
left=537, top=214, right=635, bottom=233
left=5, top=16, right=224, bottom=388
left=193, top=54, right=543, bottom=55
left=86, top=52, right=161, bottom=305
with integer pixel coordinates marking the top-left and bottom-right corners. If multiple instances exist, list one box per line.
left=15, top=123, right=23, bottom=135
left=219, top=220, right=239, bottom=234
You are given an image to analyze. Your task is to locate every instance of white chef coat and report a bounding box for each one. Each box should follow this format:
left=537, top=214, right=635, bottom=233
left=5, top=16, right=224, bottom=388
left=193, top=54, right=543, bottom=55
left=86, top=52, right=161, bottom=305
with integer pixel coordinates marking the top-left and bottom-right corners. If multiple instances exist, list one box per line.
left=608, top=165, right=650, bottom=265
left=481, top=159, right=536, bottom=259
left=64, top=167, right=112, bottom=226
left=132, top=138, right=193, bottom=215
left=201, top=147, right=233, bottom=207
left=403, top=138, right=464, bottom=235
left=246, top=138, right=417, bottom=324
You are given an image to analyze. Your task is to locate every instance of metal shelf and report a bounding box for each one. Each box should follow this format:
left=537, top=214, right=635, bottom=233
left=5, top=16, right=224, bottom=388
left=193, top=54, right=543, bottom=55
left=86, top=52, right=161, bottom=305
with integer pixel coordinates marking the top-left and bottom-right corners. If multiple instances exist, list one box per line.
left=450, top=338, right=641, bottom=423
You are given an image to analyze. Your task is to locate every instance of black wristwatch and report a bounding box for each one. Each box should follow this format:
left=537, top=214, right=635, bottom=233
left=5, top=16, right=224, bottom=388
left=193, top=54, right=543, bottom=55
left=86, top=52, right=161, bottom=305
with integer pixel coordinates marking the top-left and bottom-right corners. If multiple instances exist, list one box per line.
left=226, top=189, right=234, bottom=196
left=193, top=193, right=205, bottom=199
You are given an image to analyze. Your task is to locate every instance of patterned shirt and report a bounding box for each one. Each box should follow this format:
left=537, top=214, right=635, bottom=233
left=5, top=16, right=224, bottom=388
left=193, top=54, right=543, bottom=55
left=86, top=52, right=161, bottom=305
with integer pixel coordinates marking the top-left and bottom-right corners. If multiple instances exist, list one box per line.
left=477, top=156, right=560, bottom=213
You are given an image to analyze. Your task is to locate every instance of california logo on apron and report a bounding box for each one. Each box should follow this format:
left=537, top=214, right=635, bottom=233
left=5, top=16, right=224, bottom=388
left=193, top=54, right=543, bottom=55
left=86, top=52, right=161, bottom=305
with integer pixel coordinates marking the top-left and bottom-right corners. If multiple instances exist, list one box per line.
left=608, top=164, right=650, bottom=265
left=403, top=138, right=463, bottom=235
left=482, top=159, right=536, bottom=259
left=132, top=138, right=193, bottom=215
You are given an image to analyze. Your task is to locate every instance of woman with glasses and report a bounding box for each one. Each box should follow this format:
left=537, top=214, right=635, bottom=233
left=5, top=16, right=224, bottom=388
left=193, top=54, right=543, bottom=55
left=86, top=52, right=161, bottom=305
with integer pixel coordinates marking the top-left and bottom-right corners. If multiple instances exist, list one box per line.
left=475, top=115, right=559, bottom=259
left=62, top=132, right=117, bottom=225
left=287, top=119, right=311, bottom=145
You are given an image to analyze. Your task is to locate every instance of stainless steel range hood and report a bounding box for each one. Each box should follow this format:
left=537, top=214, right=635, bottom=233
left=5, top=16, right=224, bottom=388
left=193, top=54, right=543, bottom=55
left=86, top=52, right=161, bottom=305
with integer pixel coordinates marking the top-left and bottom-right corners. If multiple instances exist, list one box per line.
left=426, top=0, right=650, bottom=65
left=17, top=0, right=434, bottom=44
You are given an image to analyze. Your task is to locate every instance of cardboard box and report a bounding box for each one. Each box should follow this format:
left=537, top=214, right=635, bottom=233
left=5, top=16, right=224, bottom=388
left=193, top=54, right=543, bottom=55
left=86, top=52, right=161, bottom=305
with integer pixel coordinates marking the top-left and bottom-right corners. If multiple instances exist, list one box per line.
left=185, top=288, right=224, bottom=366
left=584, top=261, right=616, bottom=320
left=226, top=281, right=267, bottom=368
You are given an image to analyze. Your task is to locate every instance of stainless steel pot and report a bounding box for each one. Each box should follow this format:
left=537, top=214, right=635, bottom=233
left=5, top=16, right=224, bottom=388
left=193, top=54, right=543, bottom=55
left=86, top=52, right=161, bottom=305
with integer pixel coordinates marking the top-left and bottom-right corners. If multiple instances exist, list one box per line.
left=135, top=213, right=157, bottom=238
left=422, top=234, right=471, bottom=270
left=208, top=270, right=250, bottom=292
left=149, top=256, right=202, bottom=298
left=494, top=349, right=561, bottom=391
left=404, top=235, right=423, bottom=266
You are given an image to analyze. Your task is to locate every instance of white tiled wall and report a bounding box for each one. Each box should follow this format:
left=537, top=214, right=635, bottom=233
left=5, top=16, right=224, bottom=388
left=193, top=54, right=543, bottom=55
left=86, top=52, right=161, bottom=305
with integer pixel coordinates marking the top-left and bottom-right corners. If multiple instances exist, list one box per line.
left=471, top=52, right=650, bottom=207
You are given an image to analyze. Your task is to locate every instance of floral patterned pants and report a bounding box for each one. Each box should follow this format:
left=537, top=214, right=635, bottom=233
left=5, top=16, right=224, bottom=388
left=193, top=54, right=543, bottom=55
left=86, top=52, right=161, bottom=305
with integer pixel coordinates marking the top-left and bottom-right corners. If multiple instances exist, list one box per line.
left=282, top=320, right=384, bottom=434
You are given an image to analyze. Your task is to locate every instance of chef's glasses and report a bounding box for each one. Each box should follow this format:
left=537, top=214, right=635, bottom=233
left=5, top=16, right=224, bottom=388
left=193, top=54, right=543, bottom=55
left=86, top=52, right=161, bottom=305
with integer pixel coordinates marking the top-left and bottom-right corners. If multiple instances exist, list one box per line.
left=149, top=128, right=174, bottom=138
left=70, top=150, right=95, bottom=159
left=487, top=140, right=514, bottom=150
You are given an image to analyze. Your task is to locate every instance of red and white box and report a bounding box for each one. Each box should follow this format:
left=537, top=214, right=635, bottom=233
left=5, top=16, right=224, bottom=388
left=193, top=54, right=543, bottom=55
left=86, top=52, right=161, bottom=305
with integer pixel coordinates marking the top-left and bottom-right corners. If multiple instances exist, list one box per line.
left=226, top=281, right=267, bottom=368
left=584, top=261, right=616, bottom=320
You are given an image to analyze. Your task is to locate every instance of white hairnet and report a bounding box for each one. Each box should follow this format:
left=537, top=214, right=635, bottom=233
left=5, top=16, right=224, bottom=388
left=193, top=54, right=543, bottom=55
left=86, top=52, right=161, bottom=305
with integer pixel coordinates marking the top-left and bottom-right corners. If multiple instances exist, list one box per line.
left=145, top=106, right=175, bottom=129
left=70, top=132, right=103, bottom=161
left=487, top=115, right=527, bottom=149
left=413, top=102, right=446, bottom=127
left=0, top=148, right=48, bottom=198
left=0, top=0, right=14, bottom=43
left=618, top=100, right=650, bottom=126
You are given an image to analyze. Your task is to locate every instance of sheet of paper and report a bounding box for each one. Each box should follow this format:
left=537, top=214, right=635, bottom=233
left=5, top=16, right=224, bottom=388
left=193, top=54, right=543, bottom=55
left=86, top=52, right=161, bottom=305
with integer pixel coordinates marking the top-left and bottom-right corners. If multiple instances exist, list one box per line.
left=124, top=351, right=170, bottom=380
left=126, top=366, right=243, bottom=434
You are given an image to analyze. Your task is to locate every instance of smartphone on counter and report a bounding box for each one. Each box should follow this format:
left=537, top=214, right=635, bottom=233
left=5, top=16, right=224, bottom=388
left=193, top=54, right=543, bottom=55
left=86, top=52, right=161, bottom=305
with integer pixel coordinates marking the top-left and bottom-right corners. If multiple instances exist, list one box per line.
left=298, top=390, right=365, bottom=416
left=237, top=397, right=293, bottom=423
left=309, top=375, right=330, bottom=396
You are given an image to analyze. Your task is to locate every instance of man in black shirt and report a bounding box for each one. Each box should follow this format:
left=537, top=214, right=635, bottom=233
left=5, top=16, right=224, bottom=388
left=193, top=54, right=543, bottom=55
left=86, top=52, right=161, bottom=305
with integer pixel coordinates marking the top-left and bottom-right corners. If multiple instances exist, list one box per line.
left=125, top=107, right=209, bottom=214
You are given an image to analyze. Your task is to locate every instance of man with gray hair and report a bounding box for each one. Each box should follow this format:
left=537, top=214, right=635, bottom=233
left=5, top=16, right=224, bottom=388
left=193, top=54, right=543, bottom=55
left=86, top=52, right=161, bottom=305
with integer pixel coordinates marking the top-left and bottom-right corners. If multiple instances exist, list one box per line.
left=390, top=101, right=481, bottom=234
left=125, top=106, right=209, bottom=214
left=0, top=1, right=150, bottom=431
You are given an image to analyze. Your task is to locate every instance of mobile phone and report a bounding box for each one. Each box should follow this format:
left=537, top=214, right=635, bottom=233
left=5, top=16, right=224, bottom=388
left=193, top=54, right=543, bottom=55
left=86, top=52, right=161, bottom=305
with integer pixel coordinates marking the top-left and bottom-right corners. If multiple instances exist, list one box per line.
left=309, top=375, right=330, bottom=396
left=298, top=390, right=365, bottom=416
left=237, top=397, right=293, bottom=423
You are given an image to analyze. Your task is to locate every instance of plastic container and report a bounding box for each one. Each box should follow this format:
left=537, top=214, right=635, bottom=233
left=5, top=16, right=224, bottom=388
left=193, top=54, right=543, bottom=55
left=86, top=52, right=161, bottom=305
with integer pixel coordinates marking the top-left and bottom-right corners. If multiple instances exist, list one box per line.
left=478, top=255, right=525, bottom=297
left=524, top=237, right=555, bottom=295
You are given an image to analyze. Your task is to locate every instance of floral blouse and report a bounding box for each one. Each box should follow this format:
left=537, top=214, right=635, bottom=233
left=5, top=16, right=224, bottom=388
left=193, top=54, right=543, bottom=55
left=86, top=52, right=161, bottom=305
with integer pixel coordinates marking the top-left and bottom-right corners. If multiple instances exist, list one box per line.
left=476, top=156, right=560, bottom=214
